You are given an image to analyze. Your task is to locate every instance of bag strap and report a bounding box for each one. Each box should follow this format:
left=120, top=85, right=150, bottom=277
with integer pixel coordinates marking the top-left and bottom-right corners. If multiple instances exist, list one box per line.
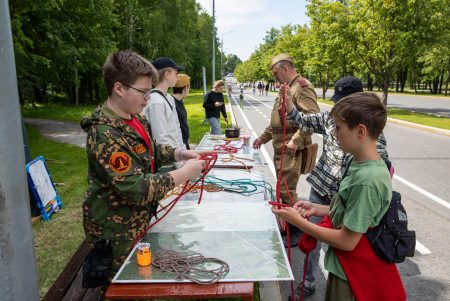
left=151, top=90, right=173, bottom=111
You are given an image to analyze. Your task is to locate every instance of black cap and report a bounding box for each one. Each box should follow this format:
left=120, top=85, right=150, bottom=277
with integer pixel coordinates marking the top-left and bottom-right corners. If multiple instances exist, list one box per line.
left=331, top=76, right=363, bottom=103
left=152, top=57, right=185, bottom=71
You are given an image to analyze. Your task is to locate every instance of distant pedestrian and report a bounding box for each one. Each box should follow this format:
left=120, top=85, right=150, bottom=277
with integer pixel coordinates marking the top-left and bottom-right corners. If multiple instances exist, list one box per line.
left=203, top=80, right=228, bottom=134
left=265, top=81, right=269, bottom=96
left=257, top=81, right=262, bottom=96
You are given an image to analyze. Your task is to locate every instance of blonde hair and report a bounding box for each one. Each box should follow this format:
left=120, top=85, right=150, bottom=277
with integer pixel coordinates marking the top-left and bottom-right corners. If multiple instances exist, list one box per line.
left=214, top=80, right=225, bottom=88
left=157, top=67, right=174, bottom=84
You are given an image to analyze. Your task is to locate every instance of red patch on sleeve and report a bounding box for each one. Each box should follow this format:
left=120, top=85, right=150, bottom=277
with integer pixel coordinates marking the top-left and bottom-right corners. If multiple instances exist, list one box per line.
left=109, top=152, right=132, bottom=174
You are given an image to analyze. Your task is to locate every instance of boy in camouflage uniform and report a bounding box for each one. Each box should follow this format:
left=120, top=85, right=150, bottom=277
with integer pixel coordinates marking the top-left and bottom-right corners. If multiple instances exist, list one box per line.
left=81, top=50, right=206, bottom=281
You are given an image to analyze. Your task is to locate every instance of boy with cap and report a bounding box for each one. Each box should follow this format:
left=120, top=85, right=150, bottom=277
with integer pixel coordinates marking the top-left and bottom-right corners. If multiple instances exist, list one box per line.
left=172, top=73, right=191, bottom=149
left=81, top=50, right=207, bottom=284
left=143, top=57, right=185, bottom=150
left=282, top=76, right=390, bottom=296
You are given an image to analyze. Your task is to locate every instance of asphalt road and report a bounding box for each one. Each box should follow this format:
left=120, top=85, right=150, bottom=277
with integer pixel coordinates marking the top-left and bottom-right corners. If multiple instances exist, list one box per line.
left=228, top=88, right=450, bottom=301
left=314, top=88, right=450, bottom=118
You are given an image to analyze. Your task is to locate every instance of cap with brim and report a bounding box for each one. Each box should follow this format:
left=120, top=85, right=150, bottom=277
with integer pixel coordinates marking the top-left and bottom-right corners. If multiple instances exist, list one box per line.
left=270, top=53, right=293, bottom=69
left=175, top=74, right=191, bottom=88
left=331, top=76, right=364, bottom=103
left=152, top=57, right=185, bottom=71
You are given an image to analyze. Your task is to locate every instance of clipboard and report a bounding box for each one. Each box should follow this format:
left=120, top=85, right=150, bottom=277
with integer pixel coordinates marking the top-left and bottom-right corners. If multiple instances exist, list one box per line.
left=26, top=156, right=63, bottom=221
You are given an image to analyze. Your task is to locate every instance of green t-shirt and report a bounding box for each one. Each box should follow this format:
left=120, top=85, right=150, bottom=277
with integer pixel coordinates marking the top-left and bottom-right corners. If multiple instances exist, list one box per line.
left=325, top=160, right=392, bottom=281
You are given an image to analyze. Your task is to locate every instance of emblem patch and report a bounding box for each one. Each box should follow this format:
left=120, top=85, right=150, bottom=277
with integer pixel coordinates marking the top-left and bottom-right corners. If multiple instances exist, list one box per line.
left=109, top=152, right=132, bottom=174
left=133, top=144, right=146, bottom=154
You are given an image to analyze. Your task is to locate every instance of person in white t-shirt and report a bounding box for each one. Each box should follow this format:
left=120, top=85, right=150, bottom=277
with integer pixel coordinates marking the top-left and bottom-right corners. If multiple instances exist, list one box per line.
left=143, top=57, right=185, bottom=150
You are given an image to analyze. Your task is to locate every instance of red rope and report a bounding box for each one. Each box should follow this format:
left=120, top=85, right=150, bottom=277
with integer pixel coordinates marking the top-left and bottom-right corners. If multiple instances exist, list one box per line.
left=213, top=140, right=244, bottom=153
left=270, top=85, right=297, bottom=300
left=129, top=153, right=218, bottom=252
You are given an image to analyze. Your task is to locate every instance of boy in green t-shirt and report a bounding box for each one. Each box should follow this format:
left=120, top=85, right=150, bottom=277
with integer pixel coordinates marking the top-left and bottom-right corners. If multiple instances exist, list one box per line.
left=272, top=91, right=393, bottom=300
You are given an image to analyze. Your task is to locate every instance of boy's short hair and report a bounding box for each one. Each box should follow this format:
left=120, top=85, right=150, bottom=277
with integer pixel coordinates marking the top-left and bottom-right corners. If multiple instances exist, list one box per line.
left=173, top=86, right=189, bottom=94
left=103, top=50, right=158, bottom=96
left=156, top=67, right=174, bottom=84
left=331, top=92, right=387, bottom=139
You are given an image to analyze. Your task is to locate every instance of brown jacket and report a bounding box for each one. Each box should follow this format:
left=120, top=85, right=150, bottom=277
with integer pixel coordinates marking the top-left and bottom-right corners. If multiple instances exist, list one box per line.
left=259, top=75, right=320, bottom=151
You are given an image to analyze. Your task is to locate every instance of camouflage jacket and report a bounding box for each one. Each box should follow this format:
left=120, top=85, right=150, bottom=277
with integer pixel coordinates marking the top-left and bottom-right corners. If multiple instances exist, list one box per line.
left=80, top=104, right=176, bottom=243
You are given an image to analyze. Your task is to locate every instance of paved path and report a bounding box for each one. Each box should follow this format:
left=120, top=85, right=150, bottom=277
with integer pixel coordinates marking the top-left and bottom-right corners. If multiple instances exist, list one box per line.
left=25, top=118, right=86, bottom=148
left=314, top=88, right=450, bottom=117
left=229, top=88, right=450, bottom=301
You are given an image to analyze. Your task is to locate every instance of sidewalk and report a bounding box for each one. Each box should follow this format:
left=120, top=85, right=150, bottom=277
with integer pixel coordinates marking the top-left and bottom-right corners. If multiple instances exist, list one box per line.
left=25, top=118, right=86, bottom=148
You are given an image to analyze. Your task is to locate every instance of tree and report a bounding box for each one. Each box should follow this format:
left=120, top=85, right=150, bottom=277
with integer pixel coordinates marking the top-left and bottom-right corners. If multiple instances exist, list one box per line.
left=223, top=54, right=242, bottom=75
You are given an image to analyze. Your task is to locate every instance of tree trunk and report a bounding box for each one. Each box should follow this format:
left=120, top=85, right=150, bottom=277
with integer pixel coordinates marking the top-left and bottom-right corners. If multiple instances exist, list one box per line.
left=395, top=71, right=400, bottom=92
left=400, top=66, right=408, bottom=92
left=445, top=70, right=450, bottom=96
left=382, top=80, right=389, bottom=105
left=94, top=81, right=100, bottom=101
left=438, top=72, right=444, bottom=94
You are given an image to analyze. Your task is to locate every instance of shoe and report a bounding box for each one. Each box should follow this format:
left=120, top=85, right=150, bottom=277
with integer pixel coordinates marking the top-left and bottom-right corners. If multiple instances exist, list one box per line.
left=287, top=284, right=316, bottom=300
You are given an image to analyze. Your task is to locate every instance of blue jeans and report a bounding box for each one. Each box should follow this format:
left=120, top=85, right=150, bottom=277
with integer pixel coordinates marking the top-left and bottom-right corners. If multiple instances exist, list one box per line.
left=305, top=188, right=332, bottom=286
left=208, top=117, right=221, bottom=135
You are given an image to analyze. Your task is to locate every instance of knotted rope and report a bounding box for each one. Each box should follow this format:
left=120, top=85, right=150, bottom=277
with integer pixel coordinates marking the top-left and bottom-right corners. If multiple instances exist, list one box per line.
left=152, top=249, right=229, bottom=284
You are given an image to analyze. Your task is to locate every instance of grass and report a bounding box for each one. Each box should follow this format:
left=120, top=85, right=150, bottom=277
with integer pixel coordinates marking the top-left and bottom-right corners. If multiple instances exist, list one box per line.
left=28, top=126, right=88, bottom=298
left=22, top=103, right=96, bottom=123
left=22, top=88, right=230, bottom=144
left=185, top=89, right=231, bottom=144
left=387, top=108, right=450, bottom=130
left=318, top=98, right=450, bottom=130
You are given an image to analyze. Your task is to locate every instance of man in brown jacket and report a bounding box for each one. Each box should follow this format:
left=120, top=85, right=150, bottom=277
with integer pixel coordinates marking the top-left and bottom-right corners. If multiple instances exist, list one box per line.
left=253, top=53, right=320, bottom=203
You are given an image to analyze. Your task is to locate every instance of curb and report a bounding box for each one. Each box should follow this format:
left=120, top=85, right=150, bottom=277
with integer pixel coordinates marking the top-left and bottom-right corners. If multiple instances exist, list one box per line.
left=386, top=117, right=450, bottom=137
left=318, top=101, right=450, bottom=138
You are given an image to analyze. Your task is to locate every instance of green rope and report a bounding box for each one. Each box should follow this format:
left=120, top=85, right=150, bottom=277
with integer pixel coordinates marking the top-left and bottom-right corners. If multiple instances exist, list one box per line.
left=193, top=175, right=275, bottom=200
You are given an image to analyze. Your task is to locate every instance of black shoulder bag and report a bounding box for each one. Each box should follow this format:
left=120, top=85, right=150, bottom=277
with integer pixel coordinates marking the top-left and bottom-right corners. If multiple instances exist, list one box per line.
left=340, top=158, right=416, bottom=263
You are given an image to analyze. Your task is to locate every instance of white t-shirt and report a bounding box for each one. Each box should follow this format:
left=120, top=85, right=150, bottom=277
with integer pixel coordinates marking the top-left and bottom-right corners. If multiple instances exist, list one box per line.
left=143, top=90, right=185, bottom=149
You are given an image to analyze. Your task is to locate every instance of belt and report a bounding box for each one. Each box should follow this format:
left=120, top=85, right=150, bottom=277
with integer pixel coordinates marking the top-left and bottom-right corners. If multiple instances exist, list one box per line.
left=272, top=127, right=297, bottom=135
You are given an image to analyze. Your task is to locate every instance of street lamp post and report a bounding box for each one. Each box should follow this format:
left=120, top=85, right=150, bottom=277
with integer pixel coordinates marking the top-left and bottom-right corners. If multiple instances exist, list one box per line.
left=212, top=0, right=215, bottom=85
left=220, top=31, right=233, bottom=81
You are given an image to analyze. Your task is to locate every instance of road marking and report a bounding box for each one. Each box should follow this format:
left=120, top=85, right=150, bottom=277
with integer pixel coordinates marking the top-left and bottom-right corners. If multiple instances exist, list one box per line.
left=319, top=249, right=328, bottom=279
left=244, top=93, right=274, bottom=109
left=226, top=96, right=237, bottom=126
left=393, top=174, right=450, bottom=210
left=415, top=240, right=431, bottom=255
left=232, top=93, right=432, bottom=262
left=230, top=94, right=276, bottom=177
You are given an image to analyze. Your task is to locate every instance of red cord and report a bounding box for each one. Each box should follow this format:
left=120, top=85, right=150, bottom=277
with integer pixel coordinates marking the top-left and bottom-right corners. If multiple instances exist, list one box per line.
left=129, top=153, right=218, bottom=252
left=270, top=85, right=305, bottom=301
left=213, top=140, right=244, bottom=153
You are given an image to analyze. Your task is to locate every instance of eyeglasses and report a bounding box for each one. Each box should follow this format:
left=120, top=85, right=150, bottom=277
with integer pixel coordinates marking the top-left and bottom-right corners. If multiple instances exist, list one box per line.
left=122, top=83, right=151, bottom=100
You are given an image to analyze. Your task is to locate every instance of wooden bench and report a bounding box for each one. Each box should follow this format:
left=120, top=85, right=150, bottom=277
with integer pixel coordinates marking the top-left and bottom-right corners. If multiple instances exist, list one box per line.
left=43, top=240, right=102, bottom=301
left=106, top=282, right=254, bottom=300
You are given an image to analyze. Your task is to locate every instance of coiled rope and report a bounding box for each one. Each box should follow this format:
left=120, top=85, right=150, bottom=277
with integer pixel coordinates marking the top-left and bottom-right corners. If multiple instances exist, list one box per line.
left=152, top=249, right=229, bottom=284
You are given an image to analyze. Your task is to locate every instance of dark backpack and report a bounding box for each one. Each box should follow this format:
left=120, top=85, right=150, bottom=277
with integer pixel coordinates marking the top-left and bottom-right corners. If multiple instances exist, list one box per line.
left=341, top=159, right=416, bottom=263
left=366, top=191, right=416, bottom=263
